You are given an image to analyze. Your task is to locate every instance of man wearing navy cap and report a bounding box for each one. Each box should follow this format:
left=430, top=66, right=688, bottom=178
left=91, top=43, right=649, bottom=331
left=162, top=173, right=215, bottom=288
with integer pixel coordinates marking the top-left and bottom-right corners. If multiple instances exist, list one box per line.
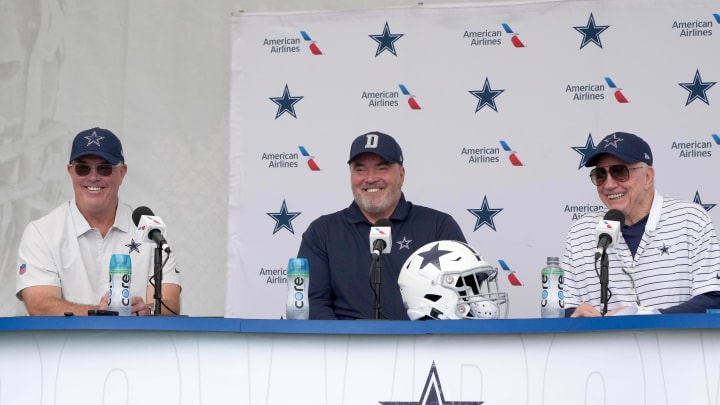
left=562, top=131, right=720, bottom=317
left=16, top=128, right=182, bottom=316
left=297, top=131, right=466, bottom=320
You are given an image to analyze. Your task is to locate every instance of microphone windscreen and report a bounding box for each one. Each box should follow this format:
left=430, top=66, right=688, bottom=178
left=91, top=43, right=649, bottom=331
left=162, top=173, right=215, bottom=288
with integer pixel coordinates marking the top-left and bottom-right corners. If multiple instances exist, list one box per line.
left=132, top=206, right=155, bottom=226
left=604, top=209, right=625, bottom=224
left=374, top=218, right=392, bottom=227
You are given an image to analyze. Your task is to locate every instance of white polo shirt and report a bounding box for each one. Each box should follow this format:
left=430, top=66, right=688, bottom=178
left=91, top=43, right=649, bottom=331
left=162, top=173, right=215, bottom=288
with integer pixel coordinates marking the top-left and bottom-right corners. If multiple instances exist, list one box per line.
left=562, top=191, right=720, bottom=311
left=16, top=200, right=181, bottom=308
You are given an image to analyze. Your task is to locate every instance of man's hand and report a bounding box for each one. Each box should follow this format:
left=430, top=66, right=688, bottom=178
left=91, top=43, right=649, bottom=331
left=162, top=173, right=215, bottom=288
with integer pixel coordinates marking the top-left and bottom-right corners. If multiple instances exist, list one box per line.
left=570, top=302, right=628, bottom=317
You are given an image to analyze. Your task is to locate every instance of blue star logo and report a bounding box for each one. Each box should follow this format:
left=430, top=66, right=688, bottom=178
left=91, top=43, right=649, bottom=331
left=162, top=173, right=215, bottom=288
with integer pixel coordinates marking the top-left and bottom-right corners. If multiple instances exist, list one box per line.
left=369, top=21, right=404, bottom=57
left=467, top=196, right=503, bottom=231
left=573, top=13, right=609, bottom=49
left=267, top=200, right=301, bottom=235
left=269, top=84, right=304, bottom=119
left=417, top=243, right=453, bottom=270
left=694, top=191, right=716, bottom=212
left=125, top=238, right=141, bottom=254
left=380, top=362, right=483, bottom=405
left=659, top=243, right=669, bottom=255
left=679, top=69, right=716, bottom=106
left=571, top=133, right=597, bottom=169
left=396, top=236, right=412, bottom=250
left=84, top=130, right=105, bottom=147
left=469, top=77, right=505, bottom=112
left=601, top=133, right=624, bottom=148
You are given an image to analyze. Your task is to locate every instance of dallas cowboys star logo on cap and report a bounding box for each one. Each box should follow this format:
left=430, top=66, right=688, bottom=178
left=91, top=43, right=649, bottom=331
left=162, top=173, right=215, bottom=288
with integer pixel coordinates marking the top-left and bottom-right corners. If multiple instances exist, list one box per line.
left=84, top=130, right=105, bottom=147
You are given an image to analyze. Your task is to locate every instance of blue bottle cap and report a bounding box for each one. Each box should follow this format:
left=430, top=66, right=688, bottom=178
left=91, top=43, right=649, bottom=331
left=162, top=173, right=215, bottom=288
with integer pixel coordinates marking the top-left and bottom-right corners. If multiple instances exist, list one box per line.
left=109, top=254, right=132, bottom=273
left=287, top=258, right=309, bottom=277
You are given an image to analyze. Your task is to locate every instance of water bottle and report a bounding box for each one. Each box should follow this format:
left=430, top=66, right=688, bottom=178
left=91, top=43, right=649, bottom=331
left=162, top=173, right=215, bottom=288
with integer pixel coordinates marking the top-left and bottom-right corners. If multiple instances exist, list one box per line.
left=541, top=256, right=565, bottom=318
left=108, top=254, right=132, bottom=316
left=286, top=258, right=309, bottom=320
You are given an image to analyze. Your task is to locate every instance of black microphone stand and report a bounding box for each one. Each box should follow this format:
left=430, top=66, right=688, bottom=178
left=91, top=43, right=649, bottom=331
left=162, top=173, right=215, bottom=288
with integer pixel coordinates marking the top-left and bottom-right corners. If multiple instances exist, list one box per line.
left=599, top=249, right=610, bottom=316
left=372, top=254, right=382, bottom=320
left=153, top=245, right=163, bottom=315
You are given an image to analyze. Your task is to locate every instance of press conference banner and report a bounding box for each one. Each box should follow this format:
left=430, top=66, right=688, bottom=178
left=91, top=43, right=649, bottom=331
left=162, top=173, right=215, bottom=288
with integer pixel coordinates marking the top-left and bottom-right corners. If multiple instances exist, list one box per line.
left=227, top=0, right=719, bottom=318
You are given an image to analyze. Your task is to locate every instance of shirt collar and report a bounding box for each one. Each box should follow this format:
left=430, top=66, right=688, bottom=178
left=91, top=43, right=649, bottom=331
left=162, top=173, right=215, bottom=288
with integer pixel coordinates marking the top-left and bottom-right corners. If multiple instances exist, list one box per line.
left=69, top=200, right=131, bottom=237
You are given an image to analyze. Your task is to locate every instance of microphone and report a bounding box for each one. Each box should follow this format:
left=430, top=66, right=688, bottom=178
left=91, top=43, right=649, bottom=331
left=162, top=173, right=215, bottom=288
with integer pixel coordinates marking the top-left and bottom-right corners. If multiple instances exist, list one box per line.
left=132, top=206, right=171, bottom=253
left=594, top=209, right=625, bottom=260
left=369, top=218, right=392, bottom=259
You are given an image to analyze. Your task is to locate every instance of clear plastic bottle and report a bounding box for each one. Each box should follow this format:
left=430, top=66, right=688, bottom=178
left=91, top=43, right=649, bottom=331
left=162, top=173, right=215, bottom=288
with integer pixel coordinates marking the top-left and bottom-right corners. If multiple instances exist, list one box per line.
left=540, top=256, right=565, bottom=318
left=286, top=258, right=309, bottom=320
left=108, top=254, right=132, bottom=316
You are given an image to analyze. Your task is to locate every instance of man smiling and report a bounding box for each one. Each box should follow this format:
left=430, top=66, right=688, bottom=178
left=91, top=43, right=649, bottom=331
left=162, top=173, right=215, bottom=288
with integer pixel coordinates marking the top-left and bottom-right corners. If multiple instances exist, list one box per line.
left=16, top=128, right=182, bottom=316
left=562, top=132, right=720, bottom=317
left=297, top=131, right=466, bottom=319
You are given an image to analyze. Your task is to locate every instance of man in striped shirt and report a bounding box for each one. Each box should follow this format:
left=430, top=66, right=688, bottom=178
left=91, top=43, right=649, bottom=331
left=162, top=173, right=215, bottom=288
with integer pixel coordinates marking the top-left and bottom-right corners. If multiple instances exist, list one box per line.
left=562, top=132, right=720, bottom=317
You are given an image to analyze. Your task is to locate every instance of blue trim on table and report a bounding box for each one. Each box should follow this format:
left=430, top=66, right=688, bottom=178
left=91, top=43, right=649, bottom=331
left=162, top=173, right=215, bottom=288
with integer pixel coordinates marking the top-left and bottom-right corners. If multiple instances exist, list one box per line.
left=0, top=314, right=718, bottom=335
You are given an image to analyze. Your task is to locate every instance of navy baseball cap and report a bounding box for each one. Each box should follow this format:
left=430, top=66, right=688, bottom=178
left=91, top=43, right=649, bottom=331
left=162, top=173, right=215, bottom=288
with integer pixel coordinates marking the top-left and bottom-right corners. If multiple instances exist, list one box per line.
left=584, top=132, right=653, bottom=167
left=347, top=131, right=404, bottom=165
left=69, top=127, right=125, bottom=165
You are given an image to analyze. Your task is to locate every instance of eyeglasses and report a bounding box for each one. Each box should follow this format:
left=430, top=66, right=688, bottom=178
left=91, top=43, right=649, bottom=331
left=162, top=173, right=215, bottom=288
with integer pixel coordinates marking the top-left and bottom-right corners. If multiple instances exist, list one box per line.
left=71, top=162, right=123, bottom=177
left=589, top=164, right=645, bottom=186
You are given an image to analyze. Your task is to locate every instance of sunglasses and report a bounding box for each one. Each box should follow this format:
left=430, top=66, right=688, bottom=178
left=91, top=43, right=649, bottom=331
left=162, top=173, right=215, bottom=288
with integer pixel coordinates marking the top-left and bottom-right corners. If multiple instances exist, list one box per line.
left=589, top=164, right=645, bottom=186
left=71, top=162, right=123, bottom=177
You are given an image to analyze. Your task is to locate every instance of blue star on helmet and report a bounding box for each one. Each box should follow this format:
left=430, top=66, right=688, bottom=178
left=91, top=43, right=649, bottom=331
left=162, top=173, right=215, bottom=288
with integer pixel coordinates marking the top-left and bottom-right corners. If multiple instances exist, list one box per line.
left=573, top=13, right=609, bottom=49
left=269, top=84, right=304, bottom=119
left=571, top=133, right=597, bottom=169
left=84, top=130, right=105, bottom=147
left=369, top=21, right=404, bottom=57
left=467, top=196, right=503, bottom=231
left=417, top=243, right=453, bottom=270
left=379, top=362, right=483, bottom=405
left=267, top=200, right=301, bottom=235
left=125, top=238, right=141, bottom=254
left=469, top=77, right=505, bottom=112
left=679, top=69, right=716, bottom=106
left=694, top=191, right=716, bottom=212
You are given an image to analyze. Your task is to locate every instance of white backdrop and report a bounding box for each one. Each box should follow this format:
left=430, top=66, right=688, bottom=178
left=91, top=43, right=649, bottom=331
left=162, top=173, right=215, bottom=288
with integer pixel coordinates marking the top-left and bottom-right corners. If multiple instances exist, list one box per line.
left=0, top=0, right=717, bottom=318
left=227, top=0, right=719, bottom=318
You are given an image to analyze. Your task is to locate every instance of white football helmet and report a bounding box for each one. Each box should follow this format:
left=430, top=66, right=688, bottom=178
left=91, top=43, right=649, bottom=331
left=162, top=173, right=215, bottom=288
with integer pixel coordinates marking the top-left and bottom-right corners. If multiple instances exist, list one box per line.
left=398, top=240, right=508, bottom=320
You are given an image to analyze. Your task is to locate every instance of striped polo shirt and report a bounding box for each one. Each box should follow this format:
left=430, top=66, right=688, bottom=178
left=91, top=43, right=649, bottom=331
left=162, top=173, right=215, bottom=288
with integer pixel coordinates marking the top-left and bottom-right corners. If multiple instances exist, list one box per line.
left=562, top=191, right=720, bottom=312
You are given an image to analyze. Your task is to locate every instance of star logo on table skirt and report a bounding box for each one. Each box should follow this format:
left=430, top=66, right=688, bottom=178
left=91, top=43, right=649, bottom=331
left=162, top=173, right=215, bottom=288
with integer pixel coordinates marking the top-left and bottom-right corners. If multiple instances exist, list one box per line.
left=379, top=362, right=483, bottom=405
left=267, top=200, right=301, bottom=234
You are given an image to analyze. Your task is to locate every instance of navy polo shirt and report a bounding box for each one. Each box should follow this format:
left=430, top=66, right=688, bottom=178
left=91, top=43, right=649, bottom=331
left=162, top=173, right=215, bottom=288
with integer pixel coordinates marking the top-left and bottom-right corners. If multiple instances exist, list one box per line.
left=297, top=194, right=467, bottom=320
